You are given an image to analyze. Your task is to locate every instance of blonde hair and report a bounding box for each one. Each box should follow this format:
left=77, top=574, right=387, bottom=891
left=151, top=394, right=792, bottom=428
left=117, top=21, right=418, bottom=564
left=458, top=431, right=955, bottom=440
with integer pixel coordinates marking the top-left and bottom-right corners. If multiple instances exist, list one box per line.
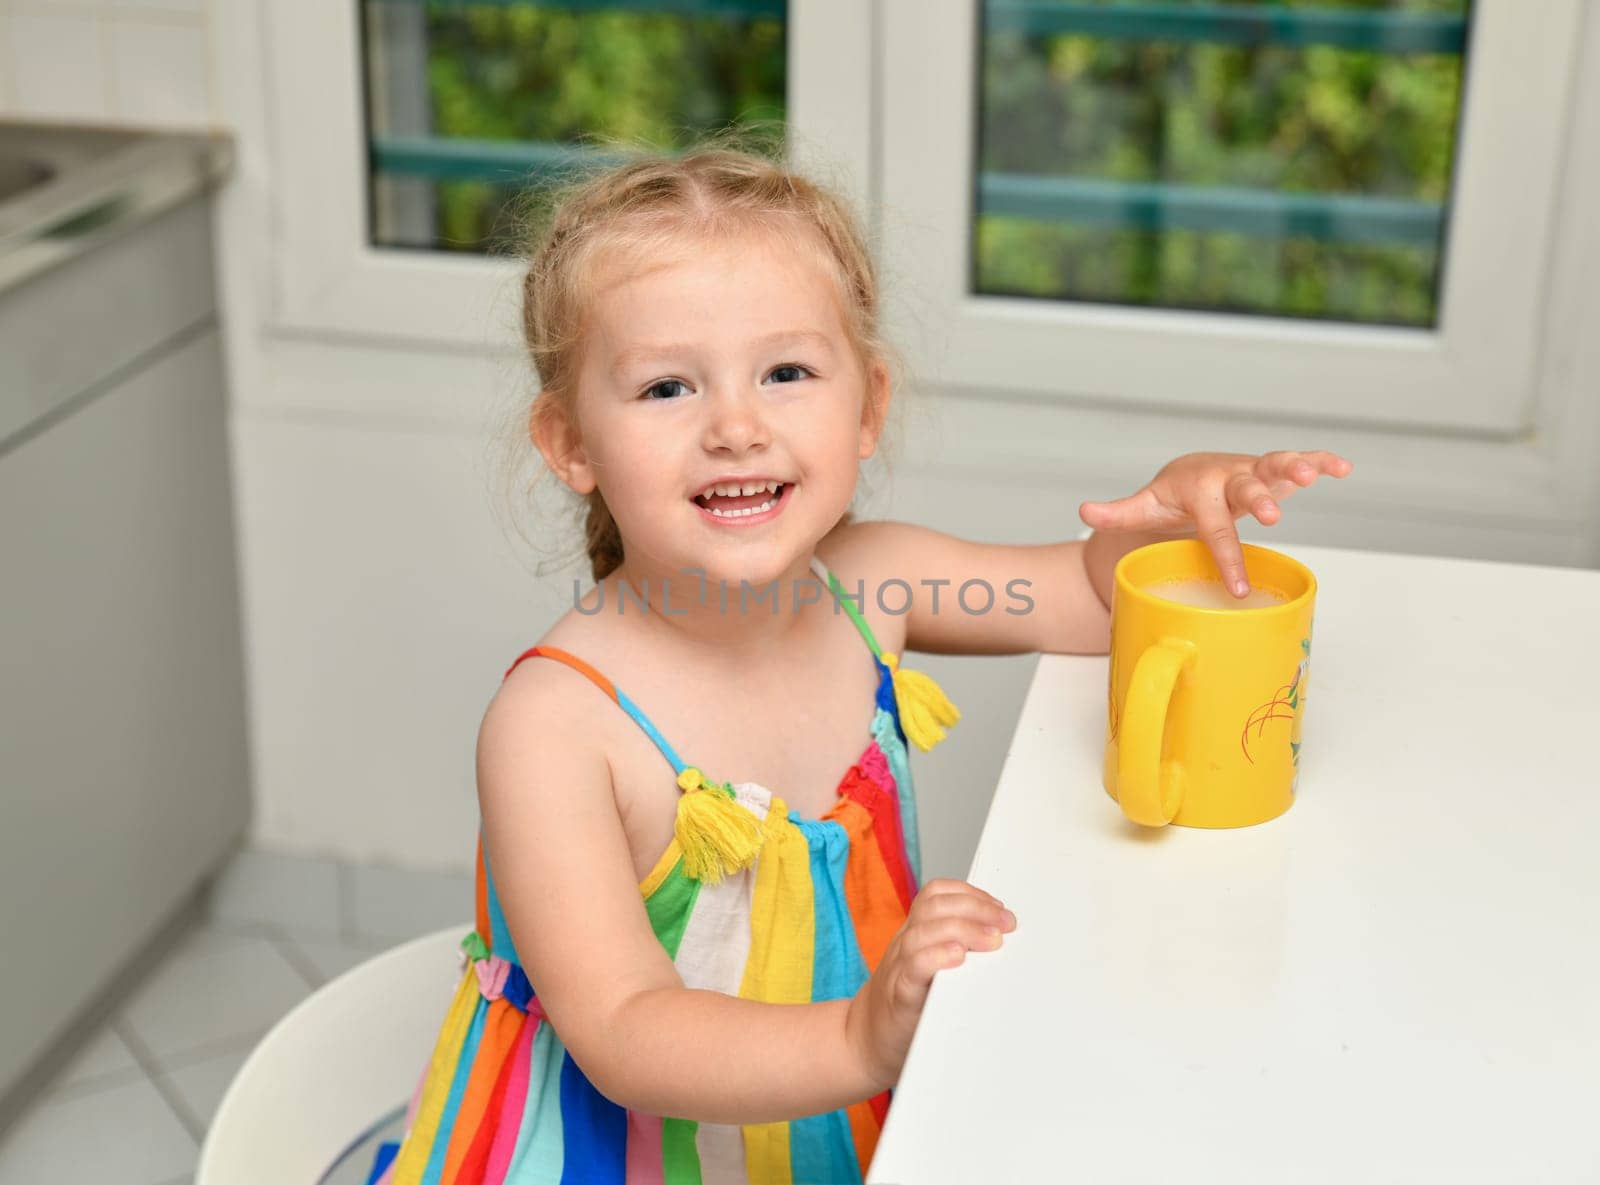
left=511, top=125, right=907, bottom=582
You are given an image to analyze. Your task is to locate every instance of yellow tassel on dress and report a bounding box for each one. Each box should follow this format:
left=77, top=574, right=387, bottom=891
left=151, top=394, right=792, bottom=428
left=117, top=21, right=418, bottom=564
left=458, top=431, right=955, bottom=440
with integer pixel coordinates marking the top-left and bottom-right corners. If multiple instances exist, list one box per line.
left=675, top=766, right=764, bottom=885
left=882, top=652, right=961, bottom=752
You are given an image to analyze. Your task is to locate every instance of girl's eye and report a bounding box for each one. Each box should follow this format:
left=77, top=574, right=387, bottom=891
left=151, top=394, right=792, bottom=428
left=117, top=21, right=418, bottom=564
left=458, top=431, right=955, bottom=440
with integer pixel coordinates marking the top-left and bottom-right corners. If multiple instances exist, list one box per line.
left=643, top=379, right=690, bottom=401
left=643, top=366, right=812, bottom=400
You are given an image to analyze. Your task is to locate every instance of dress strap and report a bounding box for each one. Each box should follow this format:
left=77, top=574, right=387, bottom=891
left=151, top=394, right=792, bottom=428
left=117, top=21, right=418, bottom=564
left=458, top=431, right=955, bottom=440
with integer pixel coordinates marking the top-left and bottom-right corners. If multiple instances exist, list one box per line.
left=502, top=644, right=764, bottom=885
left=810, top=553, right=883, bottom=659
left=503, top=646, right=688, bottom=776
left=808, top=551, right=962, bottom=753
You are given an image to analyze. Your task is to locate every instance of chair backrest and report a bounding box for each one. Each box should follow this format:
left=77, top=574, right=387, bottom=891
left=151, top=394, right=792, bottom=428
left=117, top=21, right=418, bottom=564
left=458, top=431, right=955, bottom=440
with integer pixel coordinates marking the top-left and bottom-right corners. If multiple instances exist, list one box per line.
left=196, top=923, right=469, bottom=1185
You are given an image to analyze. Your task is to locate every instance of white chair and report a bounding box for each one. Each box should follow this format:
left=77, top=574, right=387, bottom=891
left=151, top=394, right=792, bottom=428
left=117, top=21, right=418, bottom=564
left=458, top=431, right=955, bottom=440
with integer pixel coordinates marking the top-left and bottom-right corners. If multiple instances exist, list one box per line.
left=197, top=923, right=471, bottom=1185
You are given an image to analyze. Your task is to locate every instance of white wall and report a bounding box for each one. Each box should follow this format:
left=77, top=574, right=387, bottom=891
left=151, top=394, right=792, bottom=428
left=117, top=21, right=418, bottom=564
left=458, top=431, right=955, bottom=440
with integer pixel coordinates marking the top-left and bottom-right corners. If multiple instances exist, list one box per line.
left=17, top=3, right=1599, bottom=884
left=0, top=0, right=215, bottom=128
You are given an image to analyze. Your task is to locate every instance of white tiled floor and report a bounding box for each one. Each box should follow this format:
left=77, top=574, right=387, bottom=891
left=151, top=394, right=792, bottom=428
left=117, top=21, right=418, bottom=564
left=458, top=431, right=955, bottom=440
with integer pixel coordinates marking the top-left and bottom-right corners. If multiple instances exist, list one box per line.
left=0, top=846, right=472, bottom=1185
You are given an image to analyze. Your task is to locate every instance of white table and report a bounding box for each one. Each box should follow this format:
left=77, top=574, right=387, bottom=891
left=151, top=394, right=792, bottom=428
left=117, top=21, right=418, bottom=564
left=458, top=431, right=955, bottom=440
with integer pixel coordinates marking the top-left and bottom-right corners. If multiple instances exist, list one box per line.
left=868, top=543, right=1600, bottom=1185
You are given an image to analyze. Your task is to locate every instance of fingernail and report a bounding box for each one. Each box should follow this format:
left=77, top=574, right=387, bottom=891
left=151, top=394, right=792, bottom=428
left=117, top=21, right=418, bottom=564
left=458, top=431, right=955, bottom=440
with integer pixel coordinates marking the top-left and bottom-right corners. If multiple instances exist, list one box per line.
left=1002, top=910, right=1017, bottom=927
left=1233, top=580, right=1249, bottom=596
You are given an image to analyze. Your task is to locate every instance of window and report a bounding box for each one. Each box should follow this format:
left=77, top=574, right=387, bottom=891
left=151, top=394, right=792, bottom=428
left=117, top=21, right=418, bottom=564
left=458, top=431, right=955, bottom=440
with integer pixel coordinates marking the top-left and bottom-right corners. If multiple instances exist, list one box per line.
left=266, top=0, right=1581, bottom=437
left=881, top=0, right=1584, bottom=433
left=974, top=1, right=1470, bottom=328
left=360, top=1, right=788, bottom=254
left=266, top=0, right=868, bottom=343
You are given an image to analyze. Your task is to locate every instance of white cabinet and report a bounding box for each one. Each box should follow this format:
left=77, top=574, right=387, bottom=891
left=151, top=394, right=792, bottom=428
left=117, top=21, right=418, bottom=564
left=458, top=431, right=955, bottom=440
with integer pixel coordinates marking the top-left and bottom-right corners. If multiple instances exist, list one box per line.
left=0, top=186, right=249, bottom=1118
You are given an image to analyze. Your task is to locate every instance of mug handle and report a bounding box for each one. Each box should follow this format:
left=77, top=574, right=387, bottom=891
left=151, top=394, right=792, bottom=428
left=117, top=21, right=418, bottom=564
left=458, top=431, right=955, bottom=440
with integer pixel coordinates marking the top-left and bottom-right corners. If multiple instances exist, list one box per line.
left=1118, top=636, right=1197, bottom=827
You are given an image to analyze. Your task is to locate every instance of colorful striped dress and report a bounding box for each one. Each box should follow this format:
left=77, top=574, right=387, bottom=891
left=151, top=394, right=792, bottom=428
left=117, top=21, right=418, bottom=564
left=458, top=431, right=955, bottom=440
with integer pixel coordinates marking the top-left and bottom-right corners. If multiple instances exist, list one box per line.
left=376, top=553, right=961, bottom=1185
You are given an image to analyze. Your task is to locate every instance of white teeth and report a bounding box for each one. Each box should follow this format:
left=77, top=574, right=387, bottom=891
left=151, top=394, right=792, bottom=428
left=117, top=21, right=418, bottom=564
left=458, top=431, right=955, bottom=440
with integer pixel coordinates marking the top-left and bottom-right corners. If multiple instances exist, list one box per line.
left=700, top=479, right=782, bottom=499
left=706, top=495, right=779, bottom=518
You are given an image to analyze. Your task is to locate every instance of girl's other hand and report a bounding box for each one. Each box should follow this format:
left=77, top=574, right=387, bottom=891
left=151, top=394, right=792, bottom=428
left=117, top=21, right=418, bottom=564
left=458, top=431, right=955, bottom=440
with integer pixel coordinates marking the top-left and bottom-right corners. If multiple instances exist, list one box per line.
left=845, top=878, right=1017, bottom=1092
left=1078, top=450, right=1354, bottom=597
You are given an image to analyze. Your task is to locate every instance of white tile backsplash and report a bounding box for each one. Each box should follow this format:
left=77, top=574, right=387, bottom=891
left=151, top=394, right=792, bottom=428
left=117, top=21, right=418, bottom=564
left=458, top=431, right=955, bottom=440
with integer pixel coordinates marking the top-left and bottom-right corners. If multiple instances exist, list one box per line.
left=107, top=15, right=210, bottom=125
left=5, top=9, right=109, bottom=120
left=108, top=0, right=206, bottom=13
left=0, top=1, right=211, bottom=126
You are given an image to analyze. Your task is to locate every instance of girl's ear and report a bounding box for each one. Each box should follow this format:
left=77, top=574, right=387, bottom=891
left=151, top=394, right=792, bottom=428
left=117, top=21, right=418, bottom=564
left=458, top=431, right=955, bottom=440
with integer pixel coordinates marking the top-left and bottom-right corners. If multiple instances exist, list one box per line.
left=530, top=399, right=598, bottom=495
left=858, top=358, right=892, bottom=460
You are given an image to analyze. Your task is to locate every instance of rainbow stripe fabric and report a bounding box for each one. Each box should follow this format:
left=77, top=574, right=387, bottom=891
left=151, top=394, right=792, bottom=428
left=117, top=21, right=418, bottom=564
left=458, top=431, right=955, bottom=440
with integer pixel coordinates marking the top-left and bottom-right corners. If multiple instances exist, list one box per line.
left=374, top=555, right=953, bottom=1184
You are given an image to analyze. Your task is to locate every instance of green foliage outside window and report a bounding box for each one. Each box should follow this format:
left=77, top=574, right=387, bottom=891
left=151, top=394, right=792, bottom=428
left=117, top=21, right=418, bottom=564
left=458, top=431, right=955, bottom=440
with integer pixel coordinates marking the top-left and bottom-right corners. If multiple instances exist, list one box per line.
left=366, top=0, right=1468, bottom=326
left=371, top=5, right=784, bottom=252
left=976, top=0, right=1470, bottom=324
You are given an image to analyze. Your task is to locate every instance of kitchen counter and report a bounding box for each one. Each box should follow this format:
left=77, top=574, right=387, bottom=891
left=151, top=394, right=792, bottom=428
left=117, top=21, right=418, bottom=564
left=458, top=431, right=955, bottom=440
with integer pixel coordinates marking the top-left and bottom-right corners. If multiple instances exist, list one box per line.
left=0, top=121, right=231, bottom=292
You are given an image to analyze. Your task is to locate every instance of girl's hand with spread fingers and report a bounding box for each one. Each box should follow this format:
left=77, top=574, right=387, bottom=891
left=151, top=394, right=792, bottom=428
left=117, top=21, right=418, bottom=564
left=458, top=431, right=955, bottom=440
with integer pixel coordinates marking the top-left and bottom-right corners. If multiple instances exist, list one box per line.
left=844, top=879, right=1017, bottom=1092
left=1078, top=450, right=1354, bottom=598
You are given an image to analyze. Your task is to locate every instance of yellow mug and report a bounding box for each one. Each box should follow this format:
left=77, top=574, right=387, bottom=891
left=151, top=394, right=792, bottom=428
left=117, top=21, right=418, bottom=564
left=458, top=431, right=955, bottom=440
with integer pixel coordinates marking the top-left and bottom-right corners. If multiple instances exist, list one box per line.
left=1103, top=539, right=1316, bottom=828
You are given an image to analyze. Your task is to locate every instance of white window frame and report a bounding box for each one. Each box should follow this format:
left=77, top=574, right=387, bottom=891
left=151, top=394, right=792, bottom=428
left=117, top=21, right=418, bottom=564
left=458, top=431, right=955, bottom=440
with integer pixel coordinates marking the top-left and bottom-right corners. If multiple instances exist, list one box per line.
left=877, top=0, right=1585, bottom=435
left=262, top=0, right=872, bottom=350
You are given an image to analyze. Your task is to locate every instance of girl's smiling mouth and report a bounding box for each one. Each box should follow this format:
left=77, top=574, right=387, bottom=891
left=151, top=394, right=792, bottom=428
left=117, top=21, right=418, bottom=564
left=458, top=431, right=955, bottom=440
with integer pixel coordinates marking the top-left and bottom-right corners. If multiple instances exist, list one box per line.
left=692, top=480, right=792, bottom=525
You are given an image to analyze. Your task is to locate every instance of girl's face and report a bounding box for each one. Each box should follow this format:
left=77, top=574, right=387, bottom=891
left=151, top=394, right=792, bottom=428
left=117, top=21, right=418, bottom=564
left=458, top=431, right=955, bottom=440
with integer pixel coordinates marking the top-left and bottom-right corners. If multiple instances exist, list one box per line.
left=557, top=227, right=888, bottom=586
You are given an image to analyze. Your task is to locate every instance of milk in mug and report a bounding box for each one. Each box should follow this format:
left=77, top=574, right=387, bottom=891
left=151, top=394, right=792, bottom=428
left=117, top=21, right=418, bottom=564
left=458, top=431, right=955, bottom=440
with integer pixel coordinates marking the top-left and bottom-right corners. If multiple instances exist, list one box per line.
left=1141, top=578, right=1289, bottom=611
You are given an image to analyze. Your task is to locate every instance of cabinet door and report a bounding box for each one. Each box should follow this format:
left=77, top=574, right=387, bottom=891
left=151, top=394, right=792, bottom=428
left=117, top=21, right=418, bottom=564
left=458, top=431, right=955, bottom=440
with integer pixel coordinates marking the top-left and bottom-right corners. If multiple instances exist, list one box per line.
left=0, top=327, right=249, bottom=1100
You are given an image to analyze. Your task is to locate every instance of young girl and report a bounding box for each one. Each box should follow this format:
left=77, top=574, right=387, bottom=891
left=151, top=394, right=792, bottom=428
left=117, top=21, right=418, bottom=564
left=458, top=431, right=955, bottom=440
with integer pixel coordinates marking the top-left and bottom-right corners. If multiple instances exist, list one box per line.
left=377, top=143, right=1351, bottom=1185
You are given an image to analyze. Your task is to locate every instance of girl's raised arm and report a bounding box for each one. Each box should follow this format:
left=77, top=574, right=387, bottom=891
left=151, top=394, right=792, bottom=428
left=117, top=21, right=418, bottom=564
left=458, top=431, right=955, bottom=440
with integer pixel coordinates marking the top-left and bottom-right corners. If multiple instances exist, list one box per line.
left=825, top=449, right=1353, bottom=659
left=477, top=664, right=883, bottom=1124
left=824, top=519, right=1114, bottom=657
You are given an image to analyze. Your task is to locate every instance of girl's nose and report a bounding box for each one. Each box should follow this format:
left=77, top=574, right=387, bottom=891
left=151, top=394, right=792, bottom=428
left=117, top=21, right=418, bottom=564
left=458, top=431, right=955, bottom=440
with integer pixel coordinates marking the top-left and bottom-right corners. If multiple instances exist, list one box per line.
left=700, top=385, right=771, bottom=454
